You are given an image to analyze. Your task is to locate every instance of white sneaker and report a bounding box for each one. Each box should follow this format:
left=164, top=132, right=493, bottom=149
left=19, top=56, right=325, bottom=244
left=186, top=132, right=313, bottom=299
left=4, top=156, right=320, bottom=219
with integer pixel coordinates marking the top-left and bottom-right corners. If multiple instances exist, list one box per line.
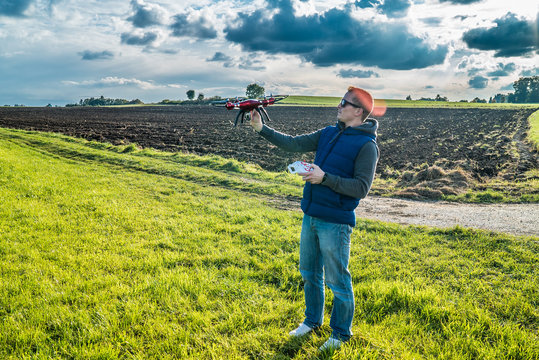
left=319, top=337, right=343, bottom=351
left=288, top=323, right=313, bottom=337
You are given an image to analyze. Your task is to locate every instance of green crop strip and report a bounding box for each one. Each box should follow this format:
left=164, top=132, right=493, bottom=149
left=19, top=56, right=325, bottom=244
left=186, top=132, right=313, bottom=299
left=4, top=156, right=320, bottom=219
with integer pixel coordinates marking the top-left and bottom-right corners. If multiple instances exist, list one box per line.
left=0, top=127, right=537, bottom=359
left=279, top=95, right=539, bottom=109
left=528, top=109, right=539, bottom=152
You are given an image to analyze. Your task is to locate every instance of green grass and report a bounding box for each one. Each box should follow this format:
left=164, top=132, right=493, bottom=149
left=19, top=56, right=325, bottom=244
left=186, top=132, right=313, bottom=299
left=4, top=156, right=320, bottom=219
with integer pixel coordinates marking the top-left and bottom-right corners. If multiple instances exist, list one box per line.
left=528, top=109, right=539, bottom=152
left=0, top=127, right=538, bottom=359
left=279, top=96, right=539, bottom=109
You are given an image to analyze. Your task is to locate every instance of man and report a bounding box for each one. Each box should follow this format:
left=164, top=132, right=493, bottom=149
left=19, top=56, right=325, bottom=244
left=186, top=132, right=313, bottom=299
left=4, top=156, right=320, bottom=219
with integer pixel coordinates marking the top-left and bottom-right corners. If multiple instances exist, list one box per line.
left=249, top=87, right=380, bottom=351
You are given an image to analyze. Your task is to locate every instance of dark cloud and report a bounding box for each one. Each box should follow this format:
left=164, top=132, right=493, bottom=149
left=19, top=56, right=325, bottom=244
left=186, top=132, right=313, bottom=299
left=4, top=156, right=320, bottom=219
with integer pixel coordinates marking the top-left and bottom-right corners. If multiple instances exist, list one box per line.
left=354, top=0, right=410, bottom=18
left=379, top=0, right=411, bottom=19
left=79, top=50, right=114, bottom=60
left=486, top=63, right=516, bottom=77
left=468, top=76, right=488, bottom=89
left=439, top=0, right=483, bottom=4
left=170, top=13, right=217, bottom=39
left=0, top=0, right=33, bottom=16
left=338, top=69, right=380, bottom=78
left=462, top=12, right=539, bottom=57
left=207, top=52, right=232, bottom=62
left=355, top=0, right=377, bottom=8
left=425, top=85, right=434, bottom=89
left=121, top=31, right=158, bottom=45
left=207, top=52, right=234, bottom=67
left=224, top=0, right=447, bottom=70
left=127, top=0, right=164, bottom=28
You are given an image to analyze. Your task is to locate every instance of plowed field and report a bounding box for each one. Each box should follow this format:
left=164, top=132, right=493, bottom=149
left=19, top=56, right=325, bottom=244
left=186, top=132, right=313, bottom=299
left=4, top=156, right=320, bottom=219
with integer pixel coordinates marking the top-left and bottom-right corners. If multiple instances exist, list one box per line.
left=1, top=105, right=537, bottom=199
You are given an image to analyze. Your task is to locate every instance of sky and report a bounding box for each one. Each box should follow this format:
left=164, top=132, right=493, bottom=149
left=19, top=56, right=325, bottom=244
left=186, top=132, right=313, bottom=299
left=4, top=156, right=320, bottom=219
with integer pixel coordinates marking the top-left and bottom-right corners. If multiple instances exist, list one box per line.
left=0, top=0, right=538, bottom=106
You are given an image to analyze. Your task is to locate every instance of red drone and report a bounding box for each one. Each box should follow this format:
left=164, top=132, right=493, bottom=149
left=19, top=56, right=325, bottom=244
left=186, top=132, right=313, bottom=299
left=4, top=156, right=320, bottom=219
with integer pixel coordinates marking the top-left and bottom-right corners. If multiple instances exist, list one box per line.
left=213, top=95, right=288, bottom=126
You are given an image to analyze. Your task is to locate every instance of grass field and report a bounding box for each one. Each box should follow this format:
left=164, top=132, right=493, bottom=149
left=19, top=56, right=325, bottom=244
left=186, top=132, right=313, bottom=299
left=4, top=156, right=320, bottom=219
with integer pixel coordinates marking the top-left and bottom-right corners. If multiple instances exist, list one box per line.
left=0, top=128, right=538, bottom=359
left=279, top=95, right=539, bottom=109
left=529, top=110, right=539, bottom=152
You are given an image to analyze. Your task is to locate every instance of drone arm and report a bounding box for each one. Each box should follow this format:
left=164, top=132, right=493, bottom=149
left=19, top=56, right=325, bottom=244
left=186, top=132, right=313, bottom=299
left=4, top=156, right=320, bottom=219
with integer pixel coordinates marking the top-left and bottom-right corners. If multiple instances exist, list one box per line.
left=234, top=110, right=243, bottom=127
left=256, top=107, right=270, bottom=124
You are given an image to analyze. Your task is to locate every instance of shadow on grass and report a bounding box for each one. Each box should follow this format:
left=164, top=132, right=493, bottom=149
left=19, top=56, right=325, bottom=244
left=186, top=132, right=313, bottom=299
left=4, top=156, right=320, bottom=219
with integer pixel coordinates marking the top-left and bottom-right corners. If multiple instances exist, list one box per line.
left=271, top=333, right=312, bottom=359
left=271, top=327, right=340, bottom=360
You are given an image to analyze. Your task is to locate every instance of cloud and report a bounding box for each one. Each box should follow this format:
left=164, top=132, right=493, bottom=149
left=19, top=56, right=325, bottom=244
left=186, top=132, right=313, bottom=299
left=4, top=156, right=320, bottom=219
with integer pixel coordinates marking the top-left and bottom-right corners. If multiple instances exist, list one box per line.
left=467, top=67, right=482, bottom=76
left=238, top=58, right=265, bottom=71
left=500, top=83, right=514, bottom=91
left=62, top=77, right=166, bottom=90
left=79, top=50, right=114, bottom=60
left=355, top=0, right=377, bottom=8
left=439, top=0, right=483, bottom=4
left=354, top=0, right=410, bottom=18
left=486, top=62, right=516, bottom=77
left=521, top=68, right=539, bottom=76
left=425, top=85, right=434, bottom=89
left=338, top=68, right=380, bottom=78
left=421, top=17, right=442, bottom=25
left=127, top=0, right=166, bottom=28
left=224, top=0, right=447, bottom=70
left=379, top=0, right=411, bottom=19
left=0, top=0, right=33, bottom=16
left=462, top=12, right=539, bottom=57
left=468, top=75, right=488, bottom=89
left=206, top=52, right=266, bottom=70
left=207, top=52, right=232, bottom=62
left=121, top=31, right=158, bottom=46
left=207, top=52, right=234, bottom=67
left=170, top=12, right=217, bottom=39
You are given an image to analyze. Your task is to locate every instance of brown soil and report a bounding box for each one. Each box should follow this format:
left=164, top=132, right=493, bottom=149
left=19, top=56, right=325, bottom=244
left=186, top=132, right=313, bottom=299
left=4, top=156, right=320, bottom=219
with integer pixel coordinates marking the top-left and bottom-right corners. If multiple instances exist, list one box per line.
left=1, top=105, right=537, bottom=199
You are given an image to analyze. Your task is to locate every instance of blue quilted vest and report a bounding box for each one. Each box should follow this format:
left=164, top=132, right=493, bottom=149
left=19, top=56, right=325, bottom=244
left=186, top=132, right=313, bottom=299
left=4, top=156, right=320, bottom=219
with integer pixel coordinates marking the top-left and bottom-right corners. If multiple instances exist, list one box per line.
left=301, top=124, right=376, bottom=226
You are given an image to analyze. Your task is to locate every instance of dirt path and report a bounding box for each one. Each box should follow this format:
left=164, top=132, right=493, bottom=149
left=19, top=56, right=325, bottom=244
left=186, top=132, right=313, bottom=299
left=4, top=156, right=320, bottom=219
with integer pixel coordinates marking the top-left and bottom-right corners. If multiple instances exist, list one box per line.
left=356, top=196, right=539, bottom=237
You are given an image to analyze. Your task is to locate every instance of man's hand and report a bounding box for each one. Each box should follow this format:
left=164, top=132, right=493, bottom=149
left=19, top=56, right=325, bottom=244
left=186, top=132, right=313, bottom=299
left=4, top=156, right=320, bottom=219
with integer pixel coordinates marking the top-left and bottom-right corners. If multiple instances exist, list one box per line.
left=250, top=109, right=263, bottom=132
left=300, top=164, right=325, bottom=184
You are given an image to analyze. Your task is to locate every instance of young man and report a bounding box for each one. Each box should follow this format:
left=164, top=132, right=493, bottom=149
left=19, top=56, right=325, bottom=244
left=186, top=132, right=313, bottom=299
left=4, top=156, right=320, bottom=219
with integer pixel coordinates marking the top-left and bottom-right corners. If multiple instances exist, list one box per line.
left=250, top=87, right=380, bottom=351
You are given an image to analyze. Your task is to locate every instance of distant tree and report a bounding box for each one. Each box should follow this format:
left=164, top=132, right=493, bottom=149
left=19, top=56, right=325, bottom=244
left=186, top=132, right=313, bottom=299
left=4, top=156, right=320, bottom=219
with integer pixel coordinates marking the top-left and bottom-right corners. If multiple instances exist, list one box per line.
left=492, top=94, right=506, bottom=103
left=186, top=90, right=195, bottom=100
left=435, top=94, right=448, bottom=102
left=246, top=83, right=265, bottom=98
left=197, top=93, right=205, bottom=101
left=67, top=96, right=143, bottom=107
left=406, top=95, right=412, bottom=100
left=529, top=76, right=539, bottom=103
left=471, top=97, right=487, bottom=103
left=512, top=76, right=539, bottom=103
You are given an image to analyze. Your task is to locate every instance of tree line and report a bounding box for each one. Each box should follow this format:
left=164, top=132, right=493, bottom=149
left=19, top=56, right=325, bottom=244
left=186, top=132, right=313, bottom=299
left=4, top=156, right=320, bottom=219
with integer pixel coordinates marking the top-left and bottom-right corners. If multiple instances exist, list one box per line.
left=406, top=76, right=539, bottom=103
left=63, top=83, right=266, bottom=107
left=66, top=96, right=143, bottom=107
left=490, top=76, right=539, bottom=104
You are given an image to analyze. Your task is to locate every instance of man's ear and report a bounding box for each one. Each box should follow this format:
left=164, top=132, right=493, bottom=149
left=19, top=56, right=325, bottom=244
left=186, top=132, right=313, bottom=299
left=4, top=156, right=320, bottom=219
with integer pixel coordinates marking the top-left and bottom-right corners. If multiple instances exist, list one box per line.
left=356, top=107, right=364, bottom=118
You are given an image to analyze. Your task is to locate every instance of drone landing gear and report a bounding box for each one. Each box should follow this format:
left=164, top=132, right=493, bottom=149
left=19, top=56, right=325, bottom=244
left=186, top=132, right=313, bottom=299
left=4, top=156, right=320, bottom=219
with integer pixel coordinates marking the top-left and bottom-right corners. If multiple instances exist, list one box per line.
left=233, top=107, right=270, bottom=127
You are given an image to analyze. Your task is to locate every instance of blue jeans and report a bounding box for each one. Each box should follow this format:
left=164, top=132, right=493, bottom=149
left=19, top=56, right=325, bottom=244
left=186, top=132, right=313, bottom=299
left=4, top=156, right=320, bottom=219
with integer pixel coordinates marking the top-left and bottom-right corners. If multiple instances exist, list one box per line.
left=299, top=214, right=354, bottom=342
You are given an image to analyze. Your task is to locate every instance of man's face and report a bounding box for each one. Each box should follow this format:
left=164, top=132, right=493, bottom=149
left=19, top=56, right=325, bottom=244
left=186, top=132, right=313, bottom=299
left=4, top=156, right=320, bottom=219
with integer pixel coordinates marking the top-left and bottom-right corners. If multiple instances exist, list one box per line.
left=337, top=92, right=363, bottom=124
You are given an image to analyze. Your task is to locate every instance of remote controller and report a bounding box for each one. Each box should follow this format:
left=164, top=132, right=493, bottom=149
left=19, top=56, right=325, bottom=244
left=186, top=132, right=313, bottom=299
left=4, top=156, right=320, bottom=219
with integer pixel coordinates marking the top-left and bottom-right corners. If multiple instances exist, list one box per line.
left=288, top=161, right=313, bottom=174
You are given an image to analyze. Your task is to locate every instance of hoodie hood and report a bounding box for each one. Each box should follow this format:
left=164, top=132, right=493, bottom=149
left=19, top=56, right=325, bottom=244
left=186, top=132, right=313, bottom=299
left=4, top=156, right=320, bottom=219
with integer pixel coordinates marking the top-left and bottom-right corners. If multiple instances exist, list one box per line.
left=336, top=118, right=378, bottom=138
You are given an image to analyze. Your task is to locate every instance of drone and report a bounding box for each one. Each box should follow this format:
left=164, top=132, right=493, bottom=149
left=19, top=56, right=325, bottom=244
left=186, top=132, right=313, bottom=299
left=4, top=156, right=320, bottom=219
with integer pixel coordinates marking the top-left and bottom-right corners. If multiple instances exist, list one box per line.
left=212, top=95, right=288, bottom=127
